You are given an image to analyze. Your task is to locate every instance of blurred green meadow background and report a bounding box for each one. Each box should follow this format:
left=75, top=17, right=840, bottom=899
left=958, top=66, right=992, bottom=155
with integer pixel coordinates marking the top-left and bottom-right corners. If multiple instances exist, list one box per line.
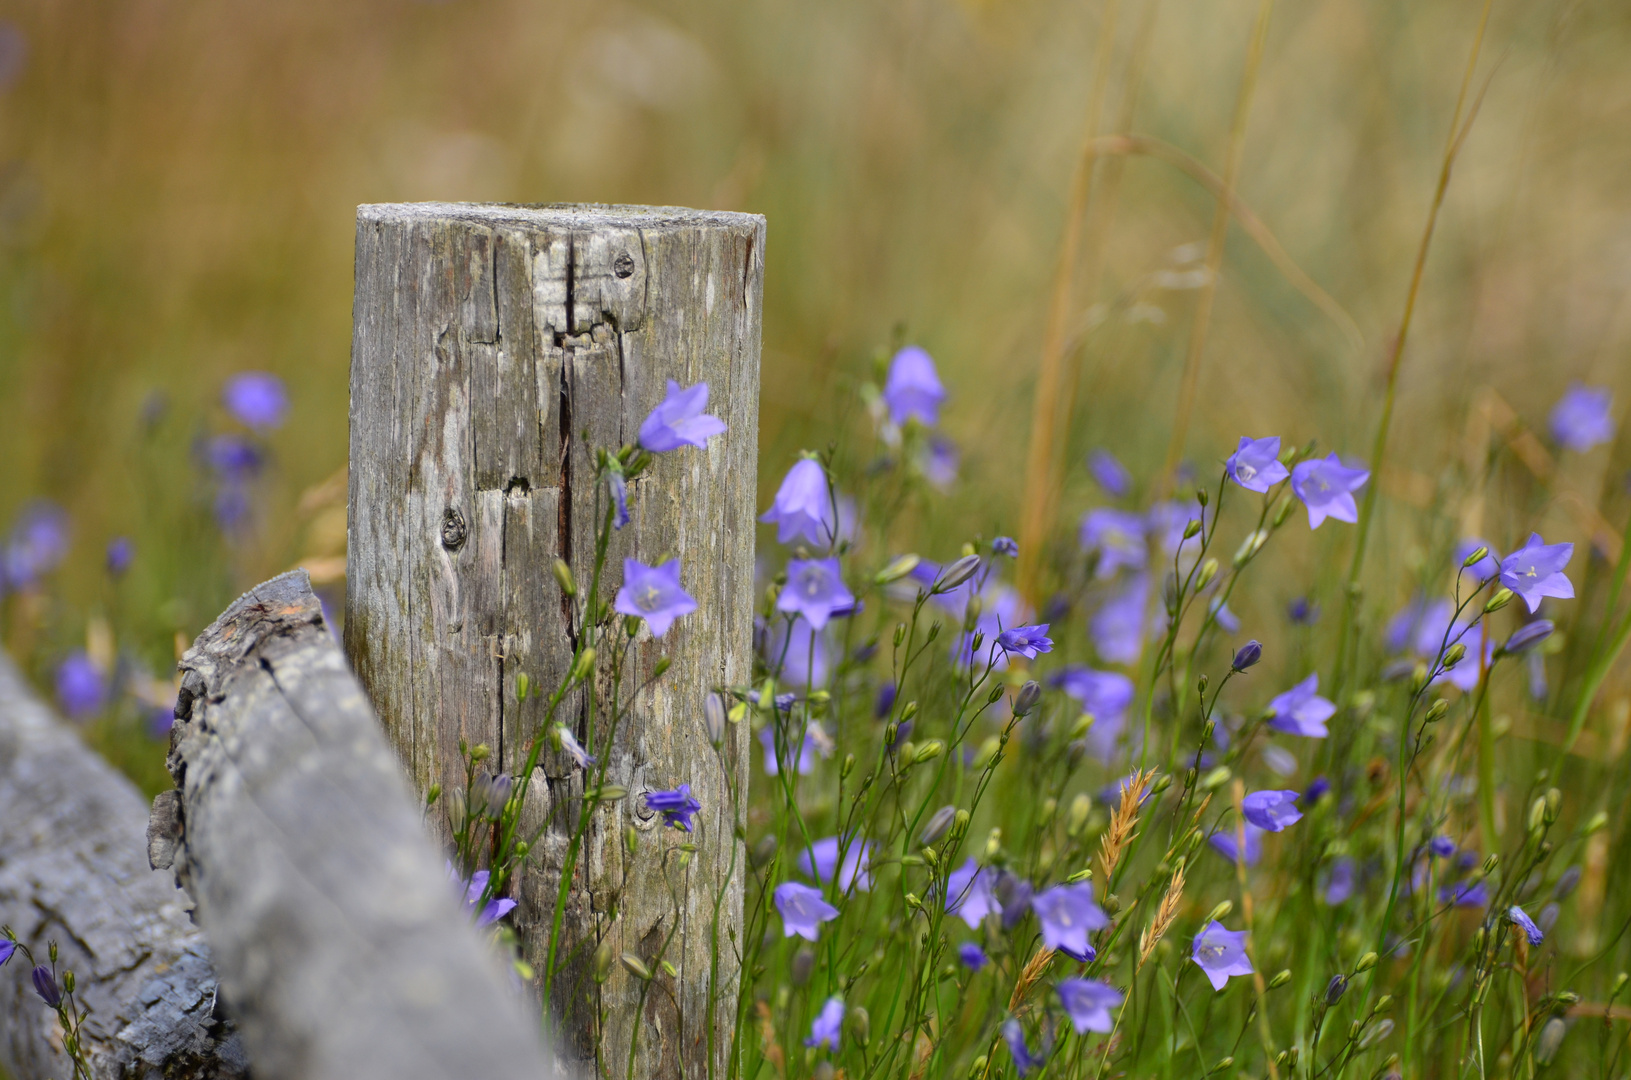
left=0, top=0, right=1629, bottom=792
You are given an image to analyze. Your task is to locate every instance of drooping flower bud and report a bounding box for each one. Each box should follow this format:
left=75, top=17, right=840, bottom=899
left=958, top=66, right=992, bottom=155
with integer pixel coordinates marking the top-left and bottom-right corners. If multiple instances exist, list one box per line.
left=1013, top=680, right=1042, bottom=717
left=920, top=805, right=957, bottom=846
left=1231, top=640, right=1263, bottom=672
left=934, top=554, right=982, bottom=593
left=704, top=693, right=727, bottom=746
left=31, top=966, right=60, bottom=1008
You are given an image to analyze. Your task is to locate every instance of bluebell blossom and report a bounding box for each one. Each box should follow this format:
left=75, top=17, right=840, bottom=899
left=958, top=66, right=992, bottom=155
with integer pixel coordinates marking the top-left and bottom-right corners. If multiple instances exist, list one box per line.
left=1051, top=666, right=1134, bottom=759
left=996, top=872, right=1035, bottom=931
left=798, top=837, right=874, bottom=892
left=777, top=558, right=855, bottom=631
left=1191, top=922, right=1253, bottom=991
left=997, top=624, right=1053, bottom=659
left=607, top=471, right=630, bottom=530
left=774, top=882, right=840, bottom=940
left=1290, top=454, right=1369, bottom=528
left=1056, top=978, right=1123, bottom=1033
left=1149, top=498, right=1206, bottom=561
left=1549, top=383, right=1615, bottom=452
left=1304, top=775, right=1330, bottom=803
left=992, top=536, right=1019, bottom=557
left=557, top=725, right=596, bottom=769
left=637, top=379, right=727, bottom=452
left=644, top=785, right=702, bottom=831
left=759, top=459, right=834, bottom=546
left=1440, top=880, right=1488, bottom=908
left=614, top=558, right=698, bottom=638
left=0, top=940, right=13, bottom=966
left=1088, top=448, right=1132, bottom=497
left=1208, top=596, right=1240, bottom=633
left=456, top=868, right=517, bottom=925
left=805, top=996, right=845, bottom=1050
left=946, top=858, right=1000, bottom=928
left=1242, top=790, right=1303, bottom=832
left=1499, top=534, right=1575, bottom=613
left=882, top=346, right=946, bottom=427
left=1031, top=882, right=1108, bottom=961
left=1225, top=435, right=1289, bottom=493
left=32, top=965, right=61, bottom=1008
left=952, top=587, right=1028, bottom=669
left=759, top=725, right=828, bottom=776
left=762, top=617, right=832, bottom=688
left=958, top=942, right=989, bottom=970
left=1267, top=674, right=1335, bottom=738
left=1079, top=509, right=1147, bottom=579
left=874, top=682, right=897, bottom=718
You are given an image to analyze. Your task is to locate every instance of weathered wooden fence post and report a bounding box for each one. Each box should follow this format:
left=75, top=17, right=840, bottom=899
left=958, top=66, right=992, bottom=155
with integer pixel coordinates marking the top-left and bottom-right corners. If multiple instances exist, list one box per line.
left=345, top=203, right=762, bottom=1078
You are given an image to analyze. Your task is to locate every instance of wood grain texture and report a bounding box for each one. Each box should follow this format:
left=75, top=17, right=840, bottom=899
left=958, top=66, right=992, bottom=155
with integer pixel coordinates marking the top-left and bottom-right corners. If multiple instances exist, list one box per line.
left=346, top=203, right=762, bottom=1079
left=158, top=569, right=565, bottom=1080
left=0, top=650, right=245, bottom=1080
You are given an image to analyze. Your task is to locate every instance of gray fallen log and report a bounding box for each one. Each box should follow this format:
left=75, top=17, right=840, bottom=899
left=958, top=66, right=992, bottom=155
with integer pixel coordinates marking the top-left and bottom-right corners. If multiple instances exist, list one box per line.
left=153, top=569, right=565, bottom=1080
left=0, top=650, right=246, bottom=1080
left=347, top=202, right=761, bottom=1079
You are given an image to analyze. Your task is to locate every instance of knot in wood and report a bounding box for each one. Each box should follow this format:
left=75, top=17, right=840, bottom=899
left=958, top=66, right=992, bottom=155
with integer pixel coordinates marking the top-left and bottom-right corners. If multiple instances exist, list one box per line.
left=440, top=507, right=468, bottom=550
left=613, top=250, right=636, bottom=279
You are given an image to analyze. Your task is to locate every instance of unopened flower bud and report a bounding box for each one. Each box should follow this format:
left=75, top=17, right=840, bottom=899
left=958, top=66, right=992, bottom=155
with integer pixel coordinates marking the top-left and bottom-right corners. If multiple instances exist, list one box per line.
left=921, top=806, right=957, bottom=846
left=485, top=772, right=513, bottom=817
left=1014, top=680, right=1042, bottom=717
left=1268, top=969, right=1292, bottom=989
left=1484, top=588, right=1515, bottom=614
left=594, top=938, right=616, bottom=983
left=626, top=825, right=639, bottom=857
left=620, top=953, right=652, bottom=980
left=704, top=694, right=727, bottom=745
left=1232, top=640, right=1263, bottom=672
left=1501, top=620, right=1554, bottom=655
left=1201, top=766, right=1232, bottom=790
left=875, top=553, right=921, bottom=585
left=1196, top=558, right=1219, bottom=591
left=1355, top=951, right=1378, bottom=973
left=1373, top=994, right=1393, bottom=1013
left=1544, top=788, right=1560, bottom=824
left=553, top=558, right=577, bottom=597
left=1070, top=713, right=1095, bottom=740
left=1183, top=519, right=1202, bottom=541
left=1442, top=643, right=1467, bottom=669
left=572, top=648, right=597, bottom=684
left=471, top=743, right=492, bottom=763
left=1462, top=546, right=1489, bottom=568
left=1206, top=900, right=1234, bottom=923
left=750, top=834, right=777, bottom=869
left=1067, top=794, right=1092, bottom=835
left=1325, top=974, right=1348, bottom=1004
left=983, top=828, right=1002, bottom=861
left=847, top=1005, right=871, bottom=1047
left=426, top=783, right=441, bottom=806
left=935, top=555, right=982, bottom=593
left=1529, top=796, right=1548, bottom=832
left=974, top=737, right=1001, bottom=769
left=1534, top=1016, right=1566, bottom=1065
left=916, top=740, right=945, bottom=763
left=952, top=809, right=971, bottom=840
left=791, top=947, right=815, bottom=987
left=1424, top=698, right=1449, bottom=723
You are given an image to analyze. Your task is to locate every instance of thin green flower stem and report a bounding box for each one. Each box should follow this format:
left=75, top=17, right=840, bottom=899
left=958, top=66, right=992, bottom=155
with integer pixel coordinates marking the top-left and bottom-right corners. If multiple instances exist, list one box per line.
left=1337, top=0, right=1496, bottom=695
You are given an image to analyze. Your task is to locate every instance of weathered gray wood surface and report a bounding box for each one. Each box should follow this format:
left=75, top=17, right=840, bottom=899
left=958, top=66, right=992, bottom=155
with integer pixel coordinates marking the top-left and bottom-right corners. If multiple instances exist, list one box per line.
left=155, top=569, right=564, bottom=1080
left=346, top=203, right=761, bottom=1079
left=0, top=651, right=246, bottom=1080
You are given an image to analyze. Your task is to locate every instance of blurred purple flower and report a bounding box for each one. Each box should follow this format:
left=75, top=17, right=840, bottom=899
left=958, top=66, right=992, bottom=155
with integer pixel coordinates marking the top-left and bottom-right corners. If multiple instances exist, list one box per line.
left=637, top=379, right=727, bottom=452
left=223, top=371, right=288, bottom=429
left=31, top=965, right=60, bottom=1008
left=1090, top=573, right=1149, bottom=665
left=1528, top=649, right=1548, bottom=701
left=614, top=558, right=697, bottom=638
left=1031, top=882, right=1108, bottom=962
left=762, top=617, right=832, bottom=688
left=805, top=996, right=844, bottom=1050
left=1550, top=383, right=1615, bottom=452
left=759, top=725, right=827, bottom=776
left=1208, top=596, right=1240, bottom=634
left=798, top=837, right=873, bottom=892
left=1502, top=620, right=1553, bottom=655
left=1267, top=674, right=1335, bottom=738
left=992, top=536, right=1019, bottom=557
left=1079, top=509, right=1147, bottom=579
left=1192, top=922, right=1253, bottom=991
left=1002, top=1020, right=1046, bottom=1076
left=1429, top=836, right=1456, bottom=858
left=55, top=652, right=106, bottom=719
left=1499, top=534, right=1574, bottom=613
left=1226, top=436, right=1289, bottom=493
left=996, top=872, right=1035, bottom=930
left=778, top=558, right=854, bottom=631
left=1305, top=775, right=1331, bottom=803
left=775, top=881, right=840, bottom=940
left=1057, top=978, right=1123, bottom=1033
left=1290, top=453, right=1369, bottom=528
left=1242, top=790, right=1302, bottom=832
left=883, top=346, right=946, bottom=427
left=1148, top=499, right=1206, bottom=560
left=1322, top=857, right=1356, bottom=905
left=1440, top=880, right=1488, bottom=908
left=1287, top=596, right=1319, bottom=625
left=1209, top=824, right=1263, bottom=867
left=105, top=536, right=134, bottom=577
left=874, top=681, right=897, bottom=718
left=2, top=500, right=70, bottom=589
left=457, top=868, right=517, bottom=926
left=607, top=471, right=630, bottom=530
left=558, top=725, right=596, bottom=769
left=1052, top=666, right=1134, bottom=759
left=923, top=435, right=959, bottom=489
left=759, top=460, right=834, bottom=546
left=958, top=942, right=989, bottom=970
left=1088, top=449, right=1132, bottom=498
left=1261, top=744, right=1298, bottom=777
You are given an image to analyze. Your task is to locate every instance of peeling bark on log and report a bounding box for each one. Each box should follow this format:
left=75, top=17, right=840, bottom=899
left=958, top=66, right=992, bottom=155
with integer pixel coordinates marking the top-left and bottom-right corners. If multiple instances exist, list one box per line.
left=156, top=570, right=565, bottom=1080
left=0, top=651, right=246, bottom=1080
left=346, top=203, right=762, bottom=1080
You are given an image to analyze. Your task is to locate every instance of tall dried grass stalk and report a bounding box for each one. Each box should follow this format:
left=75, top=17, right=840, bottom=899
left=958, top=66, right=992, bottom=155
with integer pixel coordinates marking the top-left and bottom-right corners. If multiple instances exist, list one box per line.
left=1098, top=768, right=1154, bottom=882
left=1008, top=945, right=1058, bottom=1012
left=1161, top=0, right=1277, bottom=484
left=1137, top=858, right=1185, bottom=970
